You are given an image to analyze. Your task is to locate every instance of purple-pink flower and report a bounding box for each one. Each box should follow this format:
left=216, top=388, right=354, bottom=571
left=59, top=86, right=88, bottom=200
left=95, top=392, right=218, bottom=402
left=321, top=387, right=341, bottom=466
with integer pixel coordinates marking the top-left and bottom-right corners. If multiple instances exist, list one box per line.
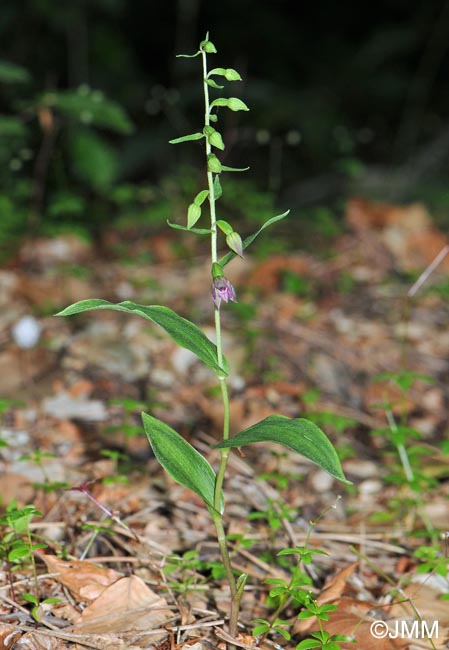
left=212, top=276, right=237, bottom=310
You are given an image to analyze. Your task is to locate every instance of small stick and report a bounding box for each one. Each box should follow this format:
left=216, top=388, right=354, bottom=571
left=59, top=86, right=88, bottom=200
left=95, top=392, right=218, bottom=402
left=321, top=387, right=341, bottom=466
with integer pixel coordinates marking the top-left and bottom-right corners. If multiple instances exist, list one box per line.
left=408, top=244, right=449, bottom=297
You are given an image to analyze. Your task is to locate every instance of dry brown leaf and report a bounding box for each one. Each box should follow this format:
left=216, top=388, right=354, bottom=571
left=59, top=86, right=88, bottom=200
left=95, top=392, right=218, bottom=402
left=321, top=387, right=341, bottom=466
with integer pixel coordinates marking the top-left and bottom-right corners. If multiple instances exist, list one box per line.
left=14, top=632, right=66, bottom=650
left=0, top=623, right=22, bottom=649
left=39, top=554, right=120, bottom=602
left=52, top=601, right=82, bottom=625
left=77, top=575, right=171, bottom=633
left=325, top=603, right=409, bottom=650
left=317, top=562, right=359, bottom=604
left=295, top=598, right=409, bottom=649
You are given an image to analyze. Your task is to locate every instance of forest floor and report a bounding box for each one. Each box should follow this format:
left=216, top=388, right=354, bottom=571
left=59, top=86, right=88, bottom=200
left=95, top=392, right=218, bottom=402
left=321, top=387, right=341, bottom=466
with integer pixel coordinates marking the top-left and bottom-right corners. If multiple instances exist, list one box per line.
left=0, top=197, right=448, bottom=650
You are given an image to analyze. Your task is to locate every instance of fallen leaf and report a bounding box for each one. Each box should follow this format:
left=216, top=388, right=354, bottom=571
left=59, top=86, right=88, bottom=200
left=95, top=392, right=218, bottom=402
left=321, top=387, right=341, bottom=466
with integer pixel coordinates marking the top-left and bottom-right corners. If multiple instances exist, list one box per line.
left=76, top=575, right=172, bottom=633
left=14, top=631, right=66, bottom=649
left=39, top=554, right=120, bottom=601
left=0, top=623, right=22, bottom=649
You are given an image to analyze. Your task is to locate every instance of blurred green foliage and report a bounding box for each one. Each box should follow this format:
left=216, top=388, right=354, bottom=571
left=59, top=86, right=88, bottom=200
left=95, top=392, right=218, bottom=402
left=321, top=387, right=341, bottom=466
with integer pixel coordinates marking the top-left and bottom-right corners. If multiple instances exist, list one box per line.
left=2, top=0, right=449, bottom=257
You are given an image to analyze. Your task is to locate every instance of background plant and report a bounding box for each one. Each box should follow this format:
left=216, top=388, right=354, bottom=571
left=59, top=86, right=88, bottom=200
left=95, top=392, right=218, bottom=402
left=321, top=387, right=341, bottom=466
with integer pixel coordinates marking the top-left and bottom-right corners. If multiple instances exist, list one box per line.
left=58, top=33, right=349, bottom=648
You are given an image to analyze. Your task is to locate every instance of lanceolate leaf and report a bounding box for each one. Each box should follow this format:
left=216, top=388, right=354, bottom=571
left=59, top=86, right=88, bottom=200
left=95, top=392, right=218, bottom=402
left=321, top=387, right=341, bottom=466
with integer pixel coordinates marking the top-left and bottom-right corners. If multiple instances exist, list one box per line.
left=215, top=415, right=350, bottom=484
left=221, top=165, right=249, bottom=173
left=193, top=189, right=209, bottom=206
left=213, top=175, right=222, bottom=200
left=206, top=78, right=224, bottom=89
left=57, top=300, right=228, bottom=376
left=176, top=51, right=201, bottom=59
left=187, top=203, right=202, bottom=228
left=210, top=97, right=249, bottom=112
left=219, top=211, right=290, bottom=267
left=209, top=68, right=242, bottom=81
left=167, top=220, right=211, bottom=234
left=142, top=413, right=222, bottom=513
left=169, top=132, right=204, bottom=144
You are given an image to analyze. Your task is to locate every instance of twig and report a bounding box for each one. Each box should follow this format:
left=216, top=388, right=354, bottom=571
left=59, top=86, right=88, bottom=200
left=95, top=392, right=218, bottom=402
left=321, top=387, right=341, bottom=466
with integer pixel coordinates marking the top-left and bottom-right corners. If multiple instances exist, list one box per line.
left=408, top=244, right=449, bottom=297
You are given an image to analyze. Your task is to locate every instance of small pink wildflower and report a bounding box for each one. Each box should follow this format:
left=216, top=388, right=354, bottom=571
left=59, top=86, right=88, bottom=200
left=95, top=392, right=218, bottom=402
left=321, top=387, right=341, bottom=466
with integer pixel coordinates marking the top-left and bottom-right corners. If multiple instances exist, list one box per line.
left=212, top=276, right=237, bottom=310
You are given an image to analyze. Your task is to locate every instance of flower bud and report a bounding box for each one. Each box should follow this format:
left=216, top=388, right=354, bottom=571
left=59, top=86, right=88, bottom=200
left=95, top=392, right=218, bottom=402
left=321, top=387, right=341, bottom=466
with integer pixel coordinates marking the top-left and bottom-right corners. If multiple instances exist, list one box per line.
left=226, top=230, right=244, bottom=258
left=207, top=154, right=222, bottom=173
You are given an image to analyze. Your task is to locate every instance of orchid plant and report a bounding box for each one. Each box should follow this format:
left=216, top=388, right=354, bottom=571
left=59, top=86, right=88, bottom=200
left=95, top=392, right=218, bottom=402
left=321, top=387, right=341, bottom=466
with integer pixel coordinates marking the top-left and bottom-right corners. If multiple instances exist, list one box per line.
left=58, top=33, right=349, bottom=648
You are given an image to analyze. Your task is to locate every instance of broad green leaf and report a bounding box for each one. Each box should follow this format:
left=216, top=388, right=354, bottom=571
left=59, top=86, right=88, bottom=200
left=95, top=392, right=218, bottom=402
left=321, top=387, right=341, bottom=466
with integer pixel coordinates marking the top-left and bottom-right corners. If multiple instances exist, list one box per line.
left=9, top=545, right=31, bottom=563
left=142, top=413, right=222, bottom=512
left=56, top=300, right=228, bottom=377
left=206, top=78, right=224, bottom=89
left=169, top=132, right=204, bottom=144
left=215, top=415, right=350, bottom=484
left=221, top=165, right=249, bottom=172
left=193, top=189, right=209, bottom=206
left=22, top=593, right=38, bottom=605
left=187, top=203, right=201, bottom=228
left=167, top=220, right=211, bottom=234
left=219, top=210, right=290, bottom=267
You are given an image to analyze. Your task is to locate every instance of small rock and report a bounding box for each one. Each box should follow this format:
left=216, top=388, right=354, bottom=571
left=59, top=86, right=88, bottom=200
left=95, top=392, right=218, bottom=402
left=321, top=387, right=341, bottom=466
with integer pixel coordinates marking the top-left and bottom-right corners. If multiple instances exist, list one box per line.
left=12, top=315, right=42, bottom=349
left=43, top=391, right=107, bottom=421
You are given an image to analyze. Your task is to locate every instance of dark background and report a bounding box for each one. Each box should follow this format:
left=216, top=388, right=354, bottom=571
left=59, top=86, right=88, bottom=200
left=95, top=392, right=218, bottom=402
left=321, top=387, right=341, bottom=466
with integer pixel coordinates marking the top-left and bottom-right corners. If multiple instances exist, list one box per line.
left=2, top=0, right=449, bottom=252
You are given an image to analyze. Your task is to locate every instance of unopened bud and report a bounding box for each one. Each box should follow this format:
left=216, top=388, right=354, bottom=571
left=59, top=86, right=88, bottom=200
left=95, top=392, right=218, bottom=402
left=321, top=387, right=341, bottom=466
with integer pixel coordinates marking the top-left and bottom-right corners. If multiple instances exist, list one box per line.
left=226, top=231, right=244, bottom=258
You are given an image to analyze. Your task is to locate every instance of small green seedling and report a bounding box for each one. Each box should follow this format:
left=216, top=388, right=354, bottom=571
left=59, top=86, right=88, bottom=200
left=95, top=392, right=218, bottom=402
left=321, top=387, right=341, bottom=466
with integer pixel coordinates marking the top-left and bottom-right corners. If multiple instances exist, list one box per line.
left=296, top=600, right=352, bottom=650
left=57, top=33, right=349, bottom=648
left=22, top=592, right=61, bottom=623
left=0, top=501, right=46, bottom=602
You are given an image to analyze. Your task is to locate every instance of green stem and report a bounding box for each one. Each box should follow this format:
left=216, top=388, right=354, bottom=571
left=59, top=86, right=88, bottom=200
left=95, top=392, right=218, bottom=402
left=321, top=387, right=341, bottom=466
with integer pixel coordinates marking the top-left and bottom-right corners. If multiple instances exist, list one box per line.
left=212, top=511, right=240, bottom=648
left=202, top=44, right=240, bottom=648
left=202, top=48, right=218, bottom=267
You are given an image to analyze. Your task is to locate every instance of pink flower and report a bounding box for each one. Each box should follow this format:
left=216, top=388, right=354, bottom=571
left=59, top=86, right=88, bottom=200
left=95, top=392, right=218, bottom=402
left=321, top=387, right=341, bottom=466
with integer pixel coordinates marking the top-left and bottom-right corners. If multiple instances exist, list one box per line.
left=212, top=276, right=237, bottom=310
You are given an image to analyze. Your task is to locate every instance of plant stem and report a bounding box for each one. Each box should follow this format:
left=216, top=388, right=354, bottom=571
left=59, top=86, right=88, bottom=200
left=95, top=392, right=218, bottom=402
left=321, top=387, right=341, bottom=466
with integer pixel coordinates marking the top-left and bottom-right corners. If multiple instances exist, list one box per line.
left=202, top=44, right=240, bottom=648
left=202, top=48, right=218, bottom=267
